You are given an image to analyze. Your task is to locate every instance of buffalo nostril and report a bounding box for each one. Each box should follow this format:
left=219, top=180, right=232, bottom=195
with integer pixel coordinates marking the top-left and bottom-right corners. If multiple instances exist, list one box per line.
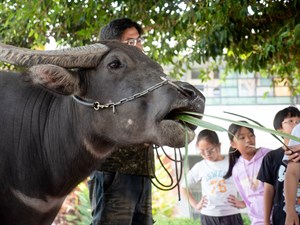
left=181, top=85, right=197, bottom=98
left=174, top=81, right=202, bottom=99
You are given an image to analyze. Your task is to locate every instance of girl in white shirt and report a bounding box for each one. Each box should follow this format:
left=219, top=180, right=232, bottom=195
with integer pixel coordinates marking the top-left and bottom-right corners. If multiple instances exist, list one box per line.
left=181, top=129, right=245, bottom=225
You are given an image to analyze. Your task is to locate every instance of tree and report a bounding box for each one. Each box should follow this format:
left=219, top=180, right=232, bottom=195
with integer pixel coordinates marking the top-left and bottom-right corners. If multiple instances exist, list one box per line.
left=1, top=0, right=300, bottom=93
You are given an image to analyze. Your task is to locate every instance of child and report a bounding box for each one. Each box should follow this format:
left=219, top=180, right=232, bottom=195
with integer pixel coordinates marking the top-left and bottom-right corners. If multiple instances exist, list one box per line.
left=181, top=129, right=245, bottom=225
left=284, top=123, right=300, bottom=225
left=224, top=122, right=271, bottom=225
left=257, top=106, right=300, bottom=225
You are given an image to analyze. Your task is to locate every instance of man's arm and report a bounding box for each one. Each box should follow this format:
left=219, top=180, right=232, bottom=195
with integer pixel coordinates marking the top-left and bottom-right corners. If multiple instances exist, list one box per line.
left=284, top=162, right=300, bottom=225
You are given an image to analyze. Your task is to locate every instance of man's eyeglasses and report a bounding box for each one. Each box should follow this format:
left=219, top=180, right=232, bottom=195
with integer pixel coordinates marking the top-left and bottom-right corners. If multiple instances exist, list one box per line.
left=200, top=145, right=218, bottom=156
left=122, top=37, right=145, bottom=46
left=282, top=119, right=300, bottom=125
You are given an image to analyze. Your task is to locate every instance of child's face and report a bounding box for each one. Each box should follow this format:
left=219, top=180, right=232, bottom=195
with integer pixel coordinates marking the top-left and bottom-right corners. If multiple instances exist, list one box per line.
left=230, top=127, right=256, bottom=157
left=197, top=139, right=222, bottom=161
left=279, top=116, right=300, bottom=135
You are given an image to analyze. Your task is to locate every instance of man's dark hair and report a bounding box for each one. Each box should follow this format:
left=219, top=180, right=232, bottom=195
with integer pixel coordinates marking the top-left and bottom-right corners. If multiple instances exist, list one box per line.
left=99, top=18, right=144, bottom=41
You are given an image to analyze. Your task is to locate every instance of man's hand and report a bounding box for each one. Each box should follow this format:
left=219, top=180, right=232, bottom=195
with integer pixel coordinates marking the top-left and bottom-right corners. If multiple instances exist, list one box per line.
left=285, top=210, right=299, bottom=225
left=285, top=145, right=300, bottom=162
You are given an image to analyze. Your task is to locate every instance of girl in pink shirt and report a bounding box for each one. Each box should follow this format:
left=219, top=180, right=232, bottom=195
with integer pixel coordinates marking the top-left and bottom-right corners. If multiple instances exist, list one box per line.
left=224, top=122, right=271, bottom=225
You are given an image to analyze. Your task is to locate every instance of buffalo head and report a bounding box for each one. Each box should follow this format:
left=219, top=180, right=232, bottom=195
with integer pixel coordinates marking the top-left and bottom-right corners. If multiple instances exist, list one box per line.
left=0, top=41, right=205, bottom=150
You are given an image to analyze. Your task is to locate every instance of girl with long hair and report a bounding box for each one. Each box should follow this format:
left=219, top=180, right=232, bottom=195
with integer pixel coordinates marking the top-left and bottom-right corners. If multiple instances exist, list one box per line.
left=224, top=122, right=271, bottom=225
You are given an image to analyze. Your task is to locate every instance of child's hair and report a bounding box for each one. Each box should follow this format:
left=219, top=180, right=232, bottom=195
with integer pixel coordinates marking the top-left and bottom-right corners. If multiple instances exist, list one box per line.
left=273, top=106, right=300, bottom=130
left=196, top=129, right=220, bottom=146
left=223, top=121, right=254, bottom=179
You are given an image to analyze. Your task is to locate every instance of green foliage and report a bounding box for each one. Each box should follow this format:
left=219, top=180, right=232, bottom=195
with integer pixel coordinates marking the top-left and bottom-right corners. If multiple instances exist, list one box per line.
left=242, top=214, right=251, bottom=225
left=153, top=214, right=251, bottom=225
left=1, top=0, right=300, bottom=93
left=154, top=214, right=199, bottom=225
left=53, top=182, right=92, bottom=225
left=65, top=182, right=92, bottom=225
left=152, top=154, right=177, bottom=217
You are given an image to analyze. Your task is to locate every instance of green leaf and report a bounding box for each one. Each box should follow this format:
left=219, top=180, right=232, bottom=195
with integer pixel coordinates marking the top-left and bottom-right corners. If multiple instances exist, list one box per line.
left=178, top=112, right=300, bottom=143
left=223, top=111, right=285, bottom=146
left=176, top=114, right=227, bottom=132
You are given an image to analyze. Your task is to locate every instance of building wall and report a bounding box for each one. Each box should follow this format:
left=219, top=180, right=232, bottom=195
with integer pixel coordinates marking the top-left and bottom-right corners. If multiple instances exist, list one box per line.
left=186, top=67, right=296, bottom=106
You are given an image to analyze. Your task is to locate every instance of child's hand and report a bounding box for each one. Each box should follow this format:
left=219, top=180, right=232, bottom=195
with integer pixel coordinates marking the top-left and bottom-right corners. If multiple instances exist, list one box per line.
left=195, top=195, right=208, bottom=211
left=227, top=195, right=246, bottom=209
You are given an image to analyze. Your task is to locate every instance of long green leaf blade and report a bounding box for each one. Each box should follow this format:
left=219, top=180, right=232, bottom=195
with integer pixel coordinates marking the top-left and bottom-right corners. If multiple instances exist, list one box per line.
left=179, top=112, right=300, bottom=143
left=176, top=114, right=227, bottom=132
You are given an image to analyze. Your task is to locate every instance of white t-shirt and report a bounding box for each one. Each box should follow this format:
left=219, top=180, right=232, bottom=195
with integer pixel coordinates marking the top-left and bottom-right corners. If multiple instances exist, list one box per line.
left=181, top=155, right=241, bottom=216
left=283, top=123, right=300, bottom=163
left=289, top=123, right=300, bottom=146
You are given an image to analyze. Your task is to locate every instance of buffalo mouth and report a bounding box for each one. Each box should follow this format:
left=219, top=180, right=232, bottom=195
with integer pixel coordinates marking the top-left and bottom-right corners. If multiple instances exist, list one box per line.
left=156, top=107, right=202, bottom=147
left=163, top=108, right=201, bottom=131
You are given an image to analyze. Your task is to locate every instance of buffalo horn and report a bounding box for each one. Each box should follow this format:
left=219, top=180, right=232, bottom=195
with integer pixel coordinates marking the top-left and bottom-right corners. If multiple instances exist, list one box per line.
left=0, top=43, right=109, bottom=68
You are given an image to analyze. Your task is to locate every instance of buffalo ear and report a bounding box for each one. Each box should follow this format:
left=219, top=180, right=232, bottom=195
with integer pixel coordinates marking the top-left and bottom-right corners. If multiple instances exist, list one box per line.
left=28, top=64, right=81, bottom=95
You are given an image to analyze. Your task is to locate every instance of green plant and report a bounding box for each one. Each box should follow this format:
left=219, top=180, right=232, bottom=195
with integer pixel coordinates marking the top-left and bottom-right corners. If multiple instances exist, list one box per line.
left=65, top=182, right=92, bottom=225
left=177, top=112, right=300, bottom=143
left=53, top=181, right=92, bottom=225
left=2, top=1, right=300, bottom=94
left=153, top=213, right=250, bottom=225
left=242, top=214, right=251, bottom=225
left=152, top=154, right=177, bottom=217
left=154, top=214, right=199, bottom=225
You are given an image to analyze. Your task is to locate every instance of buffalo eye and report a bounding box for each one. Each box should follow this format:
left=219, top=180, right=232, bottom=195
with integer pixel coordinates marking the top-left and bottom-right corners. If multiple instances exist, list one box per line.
left=108, top=60, right=122, bottom=70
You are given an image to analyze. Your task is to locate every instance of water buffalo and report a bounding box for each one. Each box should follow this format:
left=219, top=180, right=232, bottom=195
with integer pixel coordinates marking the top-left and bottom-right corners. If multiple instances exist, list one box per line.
left=0, top=41, right=205, bottom=225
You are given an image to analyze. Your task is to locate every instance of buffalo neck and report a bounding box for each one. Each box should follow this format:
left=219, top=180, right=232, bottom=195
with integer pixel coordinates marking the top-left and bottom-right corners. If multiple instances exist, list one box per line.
left=7, top=84, right=110, bottom=198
